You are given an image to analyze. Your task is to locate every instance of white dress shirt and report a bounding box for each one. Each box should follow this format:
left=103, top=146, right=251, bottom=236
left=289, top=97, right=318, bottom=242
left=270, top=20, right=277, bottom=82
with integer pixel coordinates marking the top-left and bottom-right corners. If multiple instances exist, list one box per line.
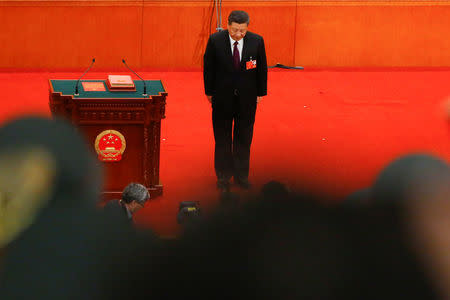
left=229, top=36, right=243, bottom=61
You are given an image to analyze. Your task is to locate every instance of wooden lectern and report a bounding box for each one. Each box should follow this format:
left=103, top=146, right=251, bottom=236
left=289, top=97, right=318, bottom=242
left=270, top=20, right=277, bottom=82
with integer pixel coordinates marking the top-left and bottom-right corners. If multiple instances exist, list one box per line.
left=49, top=79, right=167, bottom=200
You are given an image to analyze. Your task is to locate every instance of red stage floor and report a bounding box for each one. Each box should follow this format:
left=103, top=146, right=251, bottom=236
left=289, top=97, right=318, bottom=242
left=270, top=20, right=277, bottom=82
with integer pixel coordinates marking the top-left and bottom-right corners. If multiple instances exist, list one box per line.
left=0, top=69, right=449, bottom=236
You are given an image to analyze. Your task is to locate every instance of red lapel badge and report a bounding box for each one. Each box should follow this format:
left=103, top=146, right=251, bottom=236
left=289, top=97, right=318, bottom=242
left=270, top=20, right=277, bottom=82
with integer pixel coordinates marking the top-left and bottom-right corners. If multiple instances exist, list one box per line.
left=246, top=57, right=257, bottom=70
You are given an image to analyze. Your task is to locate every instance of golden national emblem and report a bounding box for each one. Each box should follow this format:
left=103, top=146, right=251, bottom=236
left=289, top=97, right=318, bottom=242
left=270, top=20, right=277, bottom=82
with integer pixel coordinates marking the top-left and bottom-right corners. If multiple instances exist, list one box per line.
left=94, top=130, right=126, bottom=162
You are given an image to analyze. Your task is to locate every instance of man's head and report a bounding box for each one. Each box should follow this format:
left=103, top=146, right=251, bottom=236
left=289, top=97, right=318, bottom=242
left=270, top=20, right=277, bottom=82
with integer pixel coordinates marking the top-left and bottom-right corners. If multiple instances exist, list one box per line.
left=121, top=183, right=149, bottom=214
left=227, top=10, right=249, bottom=42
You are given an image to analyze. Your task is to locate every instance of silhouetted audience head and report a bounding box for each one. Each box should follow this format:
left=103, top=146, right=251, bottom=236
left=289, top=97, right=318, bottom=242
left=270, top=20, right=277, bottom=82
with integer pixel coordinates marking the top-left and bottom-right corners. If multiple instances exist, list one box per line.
left=393, top=154, right=450, bottom=299
left=0, top=116, right=100, bottom=248
left=344, top=154, right=449, bottom=208
left=261, top=180, right=290, bottom=201
left=341, top=153, right=450, bottom=298
left=372, top=153, right=449, bottom=206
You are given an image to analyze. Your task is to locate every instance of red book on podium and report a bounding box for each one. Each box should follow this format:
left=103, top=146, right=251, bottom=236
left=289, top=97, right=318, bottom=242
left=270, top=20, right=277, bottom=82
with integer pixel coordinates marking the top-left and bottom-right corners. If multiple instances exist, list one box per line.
left=106, top=75, right=136, bottom=91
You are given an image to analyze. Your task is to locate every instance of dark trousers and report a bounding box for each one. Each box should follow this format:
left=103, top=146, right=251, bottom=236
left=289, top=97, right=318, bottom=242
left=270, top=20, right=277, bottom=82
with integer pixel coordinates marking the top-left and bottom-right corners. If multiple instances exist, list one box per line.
left=212, top=93, right=257, bottom=182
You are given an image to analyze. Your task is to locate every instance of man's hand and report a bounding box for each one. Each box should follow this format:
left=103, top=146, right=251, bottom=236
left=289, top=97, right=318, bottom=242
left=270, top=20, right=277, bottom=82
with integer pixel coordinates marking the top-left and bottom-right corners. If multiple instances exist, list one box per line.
left=257, top=96, right=263, bottom=103
left=206, top=95, right=212, bottom=103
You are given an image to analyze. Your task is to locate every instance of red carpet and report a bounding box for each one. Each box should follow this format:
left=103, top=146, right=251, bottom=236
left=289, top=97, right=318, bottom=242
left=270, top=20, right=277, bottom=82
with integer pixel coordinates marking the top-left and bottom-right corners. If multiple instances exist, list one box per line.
left=0, top=69, right=449, bottom=237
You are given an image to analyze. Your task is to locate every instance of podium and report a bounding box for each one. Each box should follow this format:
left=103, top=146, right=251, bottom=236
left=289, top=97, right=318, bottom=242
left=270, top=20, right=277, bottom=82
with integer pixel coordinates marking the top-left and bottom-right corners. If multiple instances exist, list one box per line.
left=49, top=79, right=167, bottom=200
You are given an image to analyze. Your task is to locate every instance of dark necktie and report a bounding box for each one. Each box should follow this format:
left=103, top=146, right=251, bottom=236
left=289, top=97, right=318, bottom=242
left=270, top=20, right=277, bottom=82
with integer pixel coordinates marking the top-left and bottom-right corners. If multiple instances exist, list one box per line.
left=233, top=41, right=240, bottom=70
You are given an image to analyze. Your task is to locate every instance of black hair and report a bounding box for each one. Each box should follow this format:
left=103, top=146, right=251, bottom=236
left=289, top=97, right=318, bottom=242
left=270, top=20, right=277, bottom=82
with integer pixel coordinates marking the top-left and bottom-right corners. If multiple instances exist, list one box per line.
left=228, top=10, right=250, bottom=25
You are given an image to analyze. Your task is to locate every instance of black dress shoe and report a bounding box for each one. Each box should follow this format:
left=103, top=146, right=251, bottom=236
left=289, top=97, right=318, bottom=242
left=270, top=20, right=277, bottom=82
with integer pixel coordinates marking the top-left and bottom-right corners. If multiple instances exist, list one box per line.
left=217, top=179, right=230, bottom=191
left=235, top=178, right=252, bottom=190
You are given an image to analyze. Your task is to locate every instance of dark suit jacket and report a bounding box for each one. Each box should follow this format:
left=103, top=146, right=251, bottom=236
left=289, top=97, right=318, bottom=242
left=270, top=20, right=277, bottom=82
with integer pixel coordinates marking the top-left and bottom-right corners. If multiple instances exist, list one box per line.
left=103, top=199, right=133, bottom=225
left=203, top=30, right=268, bottom=103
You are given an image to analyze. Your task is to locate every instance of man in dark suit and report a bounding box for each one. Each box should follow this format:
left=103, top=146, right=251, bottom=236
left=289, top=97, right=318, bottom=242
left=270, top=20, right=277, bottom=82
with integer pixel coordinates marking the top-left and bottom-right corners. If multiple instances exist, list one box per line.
left=204, top=10, right=268, bottom=191
left=104, top=182, right=149, bottom=225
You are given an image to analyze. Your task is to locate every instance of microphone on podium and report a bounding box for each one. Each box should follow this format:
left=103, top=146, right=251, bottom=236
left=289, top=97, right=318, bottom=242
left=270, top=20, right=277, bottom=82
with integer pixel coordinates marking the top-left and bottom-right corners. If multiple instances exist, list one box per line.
left=74, top=58, right=95, bottom=96
left=122, top=59, right=147, bottom=96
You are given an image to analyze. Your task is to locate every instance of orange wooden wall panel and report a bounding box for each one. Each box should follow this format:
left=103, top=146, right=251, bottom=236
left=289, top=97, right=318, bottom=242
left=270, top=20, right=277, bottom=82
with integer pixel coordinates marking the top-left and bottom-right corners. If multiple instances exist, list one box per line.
left=141, top=3, right=212, bottom=68
left=295, top=4, right=450, bottom=67
left=0, top=3, right=142, bottom=68
left=0, top=1, right=450, bottom=68
left=141, top=2, right=296, bottom=68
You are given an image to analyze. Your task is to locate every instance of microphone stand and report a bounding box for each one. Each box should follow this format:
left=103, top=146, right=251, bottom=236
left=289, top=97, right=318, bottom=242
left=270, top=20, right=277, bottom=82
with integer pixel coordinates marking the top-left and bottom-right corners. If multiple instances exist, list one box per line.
left=122, top=59, right=147, bottom=97
left=74, top=58, right=95, bottom=96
